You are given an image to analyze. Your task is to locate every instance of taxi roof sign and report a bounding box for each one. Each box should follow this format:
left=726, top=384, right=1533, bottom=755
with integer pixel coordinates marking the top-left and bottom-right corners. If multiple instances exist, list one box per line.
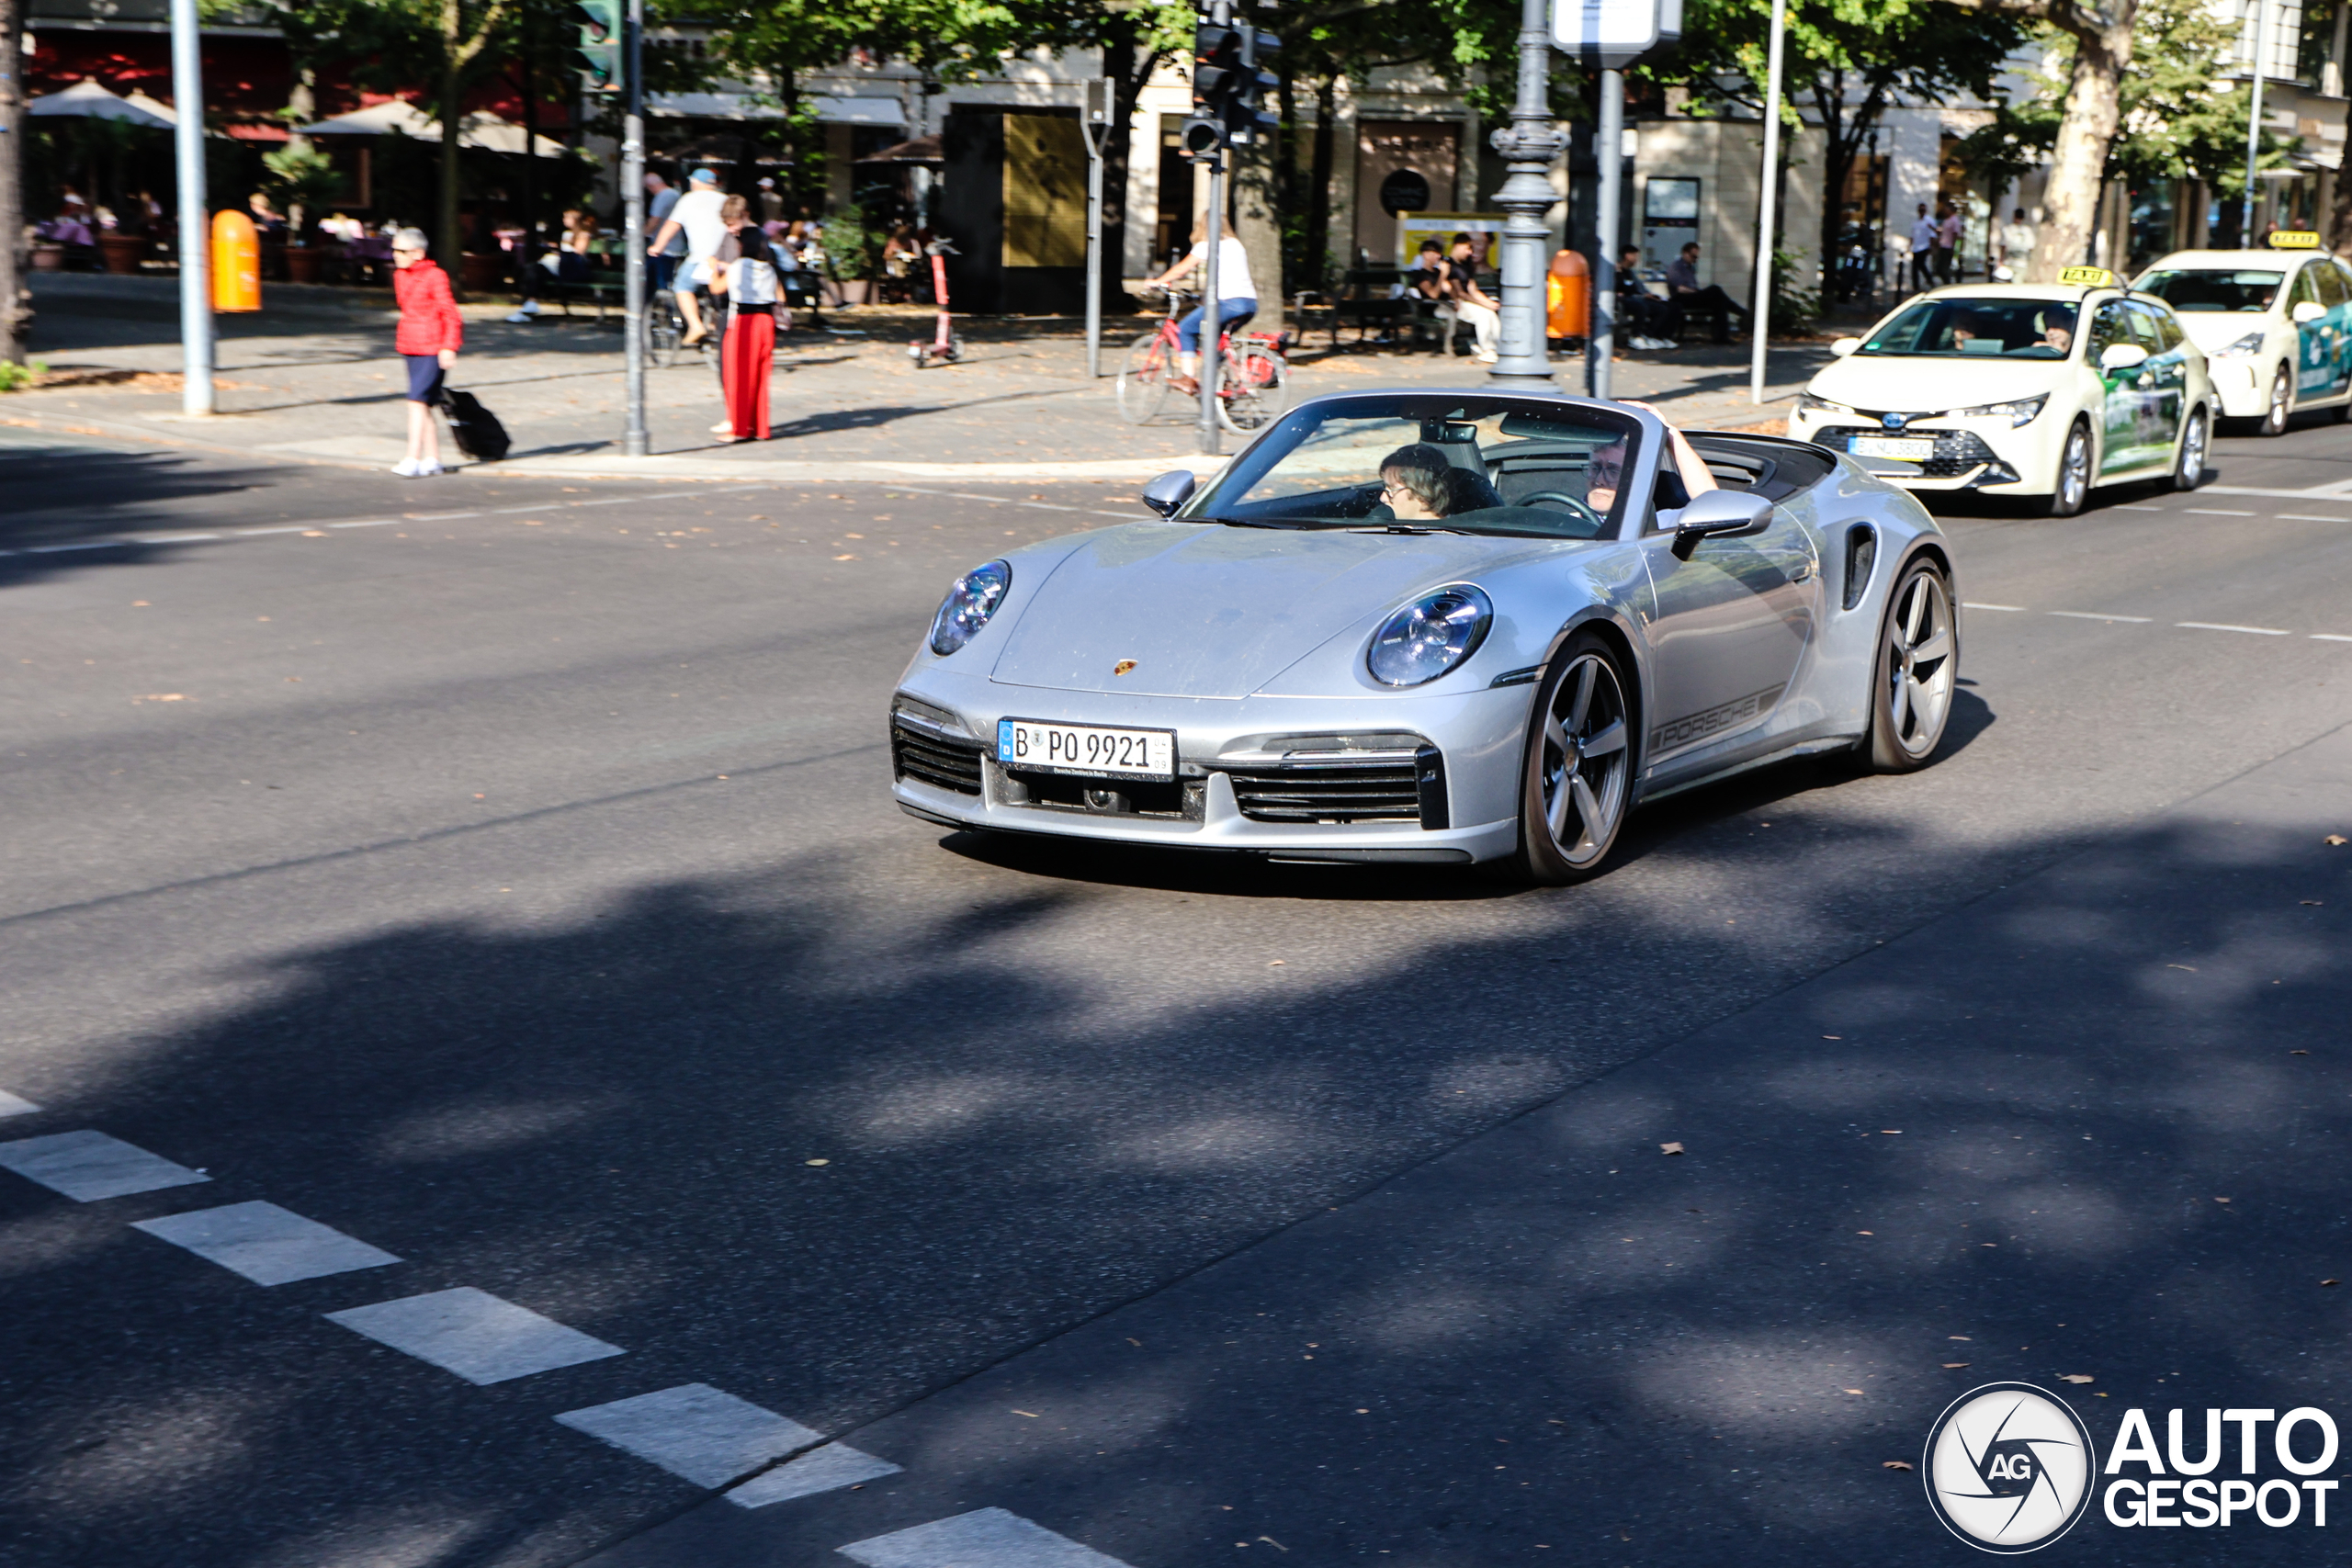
left=2268, top=230, right=2321, bottom=249
left=2058, top=265, right=2116, bottom=287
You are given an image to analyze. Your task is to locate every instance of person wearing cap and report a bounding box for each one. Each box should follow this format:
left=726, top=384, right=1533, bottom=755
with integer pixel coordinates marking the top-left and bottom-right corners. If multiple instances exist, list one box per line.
left=390, top=228, right=461, bottom=477
left=648, top=167, right=729, bottom=344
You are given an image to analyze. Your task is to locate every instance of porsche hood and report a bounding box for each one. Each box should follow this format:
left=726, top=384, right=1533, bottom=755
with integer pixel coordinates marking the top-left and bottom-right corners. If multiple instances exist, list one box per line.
left=988, top=523, right=1549, bottom=700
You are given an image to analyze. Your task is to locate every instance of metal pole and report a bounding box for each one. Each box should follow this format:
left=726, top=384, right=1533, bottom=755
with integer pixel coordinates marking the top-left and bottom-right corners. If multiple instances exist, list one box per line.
left=1486, top=0, right=1566, bottom=389
left=1587, top=69, right=1622, bottom=400
left=2243, top=0, right=2272, bottom=240
left=621, top=0, right=647, bottom=456
left=169, top=0, right=213, bottom=416
left=1198, top=155, right=1223, bottom=455
left=1083, top=78, right=1108, bottom=379
left=1747, top=0, right=1785, bottom=405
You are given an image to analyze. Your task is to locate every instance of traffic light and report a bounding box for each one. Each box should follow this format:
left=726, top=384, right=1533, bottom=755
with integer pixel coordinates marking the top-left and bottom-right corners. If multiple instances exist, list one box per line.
left=569, top=0, right=621, bottom=93
left=1230, top=26, right=1279, bottom=144
left=1184, top=17, right=1279, bottom=156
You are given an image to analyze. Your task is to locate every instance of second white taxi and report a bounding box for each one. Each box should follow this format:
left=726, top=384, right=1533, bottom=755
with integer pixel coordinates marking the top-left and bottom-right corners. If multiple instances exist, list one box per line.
left=1788, top=271, right=2219, bottom=516
left=2134, top=232, right=2352, bottom=435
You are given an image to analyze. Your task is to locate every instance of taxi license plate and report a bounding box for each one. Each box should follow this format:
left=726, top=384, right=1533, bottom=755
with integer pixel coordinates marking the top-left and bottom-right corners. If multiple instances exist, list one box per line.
left=997, top=718, right=1176, bottom=780
left=1850, top=435, right=1937, bottom=461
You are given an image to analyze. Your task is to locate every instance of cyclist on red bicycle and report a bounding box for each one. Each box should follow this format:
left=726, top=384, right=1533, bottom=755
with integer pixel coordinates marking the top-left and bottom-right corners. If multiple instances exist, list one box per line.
left=1142, top=216, right=1257, bottom=396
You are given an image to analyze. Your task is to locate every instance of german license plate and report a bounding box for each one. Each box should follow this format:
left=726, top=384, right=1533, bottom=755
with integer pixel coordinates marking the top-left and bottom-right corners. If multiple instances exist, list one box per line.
left=996, top=718, right=1176, bottom=780
left=1850, top=435, right=1936, bottom=461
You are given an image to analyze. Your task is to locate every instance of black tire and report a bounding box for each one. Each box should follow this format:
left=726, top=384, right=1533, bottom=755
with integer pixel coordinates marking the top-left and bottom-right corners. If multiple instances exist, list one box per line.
left=1505, top=632, right=1635, bottom=885
left=1864, top=556, right=1957, bottom=773
left=2042, top=419, right=2091, bottom=516
left=2163, top=405, right=2209, bottom=492
left=2259, top=366, right=2291, bottom=436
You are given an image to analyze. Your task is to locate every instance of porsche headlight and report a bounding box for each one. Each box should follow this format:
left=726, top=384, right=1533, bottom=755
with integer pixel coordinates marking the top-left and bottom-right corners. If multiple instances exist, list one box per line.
left=928, top=559, right=1011, bottom=656
left=1946, top=393, right=2047, bottom=427
left=1366, top=585, right=1492, bottom=687
left=2211, top=331, right=2268, bottom=359
left=1796, top=391, right=1851, bottom=416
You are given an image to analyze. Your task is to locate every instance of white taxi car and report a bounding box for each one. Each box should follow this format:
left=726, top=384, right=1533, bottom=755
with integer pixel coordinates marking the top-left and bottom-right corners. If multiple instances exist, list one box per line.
left=1788, top=269, right=2218, bottom=516
left=2133, top=231, right=2352, bottom=435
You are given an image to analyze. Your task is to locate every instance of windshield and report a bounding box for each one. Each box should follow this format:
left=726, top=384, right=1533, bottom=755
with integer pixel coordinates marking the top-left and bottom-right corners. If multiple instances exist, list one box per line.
left=2134, top=268, right=2283, bottom=312
left=1176, top=396, right=1641, bottom=541
left=1858, top=298, right=2082, bottom=358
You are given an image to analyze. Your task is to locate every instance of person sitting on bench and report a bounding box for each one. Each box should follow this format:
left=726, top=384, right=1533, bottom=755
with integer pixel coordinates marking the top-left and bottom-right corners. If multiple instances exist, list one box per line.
left=1662, top=242, right=1752, bottom=344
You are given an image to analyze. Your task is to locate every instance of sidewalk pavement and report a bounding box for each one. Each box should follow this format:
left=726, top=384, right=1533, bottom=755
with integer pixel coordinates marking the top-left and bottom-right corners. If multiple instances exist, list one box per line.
left=9, top=274, right=1830, bottom=485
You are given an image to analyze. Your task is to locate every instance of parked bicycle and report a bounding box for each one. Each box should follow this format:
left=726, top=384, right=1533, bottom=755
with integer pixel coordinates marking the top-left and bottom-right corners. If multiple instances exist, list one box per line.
left=646, top=286, right=688, bottom=368
left=1117, top=285, right=1288, bottom=434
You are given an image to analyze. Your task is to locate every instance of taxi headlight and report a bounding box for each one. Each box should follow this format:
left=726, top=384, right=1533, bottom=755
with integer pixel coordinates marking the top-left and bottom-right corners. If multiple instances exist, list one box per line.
left=1945, top=393, right=2046, bottom=428
left=2211, top=331, right=2267, bottom=359
left=1795, top=391, right=1851, bottom=416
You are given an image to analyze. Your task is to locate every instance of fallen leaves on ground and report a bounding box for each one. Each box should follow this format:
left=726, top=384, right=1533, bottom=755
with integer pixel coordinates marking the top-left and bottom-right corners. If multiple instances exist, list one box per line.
left=1942, top=1362, right=1970, bottom=1369
left=1883, top=1460, right=1915, bottom=1471
left=1660, top=1141, right=1685, bottom=1156
left=2325, top=834, right=2346, bottom=846
left=2059, top=1374, right=2095, bottom=1384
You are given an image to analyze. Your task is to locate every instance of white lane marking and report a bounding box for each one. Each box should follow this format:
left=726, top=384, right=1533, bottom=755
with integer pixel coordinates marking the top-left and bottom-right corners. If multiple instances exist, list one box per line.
left=2113, top=503, right=2165, bottom=512
left=2185, top=508, right=2256, bottom=516
left=556, top=1383, right=820, bottom=1489
left=2177, top=621, right=2290, bottom=636
left=408, top=511, right=484, bottom=521
left=27, top=539, right=128, bottom=553
left=325, top=1286, right=624, bottom=1384
left=148, top=533, right=224, bottom=542
left=237, top=525, right=311, bottom=536
left=2312, top=633, right=2352, bottom=643
left=132, top=1200, right=401, bottom=1286
left=2049, top=611, right=2153, bottom=623
left=727, top=1441, right=902, bottom=1508
left=839, top=1508, right=1136, bottom=1568
left=0, top=1130, right=211, bottom=1201
left=1962, top=602, right=2027, bottom=612
left=0, top=1089, right=42, bottom=1117
left=2278, top=514, right=2350, bottom=522
left=330, top=520, right=400, bottom=529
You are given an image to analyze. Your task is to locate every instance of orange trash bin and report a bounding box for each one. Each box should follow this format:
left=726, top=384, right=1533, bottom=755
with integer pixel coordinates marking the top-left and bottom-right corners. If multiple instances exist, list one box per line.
left=211, top=210, right=261, bottom=313
left=1546, top=249, right=1589, bottom=342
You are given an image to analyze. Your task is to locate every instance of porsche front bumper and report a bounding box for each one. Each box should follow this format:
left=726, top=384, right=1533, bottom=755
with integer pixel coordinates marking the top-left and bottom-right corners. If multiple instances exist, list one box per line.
left=887, top=671, right=1534, bottom=863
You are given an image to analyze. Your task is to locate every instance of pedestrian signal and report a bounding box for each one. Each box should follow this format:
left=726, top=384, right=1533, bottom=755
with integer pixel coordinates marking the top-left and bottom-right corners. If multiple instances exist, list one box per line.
left=569, top=0, right=622, bottom=92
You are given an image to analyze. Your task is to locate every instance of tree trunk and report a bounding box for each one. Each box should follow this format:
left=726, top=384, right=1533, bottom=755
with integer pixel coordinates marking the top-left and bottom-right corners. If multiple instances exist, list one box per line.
left=438, top=0, right=465, bottom=292
left=288, top=64, right=315, bottom=152
left=1307, top=76, right=1336, bottom=292
left=1097, top=20, right=1148, bottom=317
left=518, top=51, right=537, bottom=296
left=0, top=0, right=24, bottom=363
left=2029, top=6, right=2135, bottom=282
left=1232, top=132, right=1284, bottom=333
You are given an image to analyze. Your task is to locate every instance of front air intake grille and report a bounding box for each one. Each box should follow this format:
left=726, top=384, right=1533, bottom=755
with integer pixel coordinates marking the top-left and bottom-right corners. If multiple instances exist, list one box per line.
left=1815, top=425, right=2007, bottom=479
left=891, top=718, right=984, bottom=795
left=1222, top=761, right=1427, bottom=825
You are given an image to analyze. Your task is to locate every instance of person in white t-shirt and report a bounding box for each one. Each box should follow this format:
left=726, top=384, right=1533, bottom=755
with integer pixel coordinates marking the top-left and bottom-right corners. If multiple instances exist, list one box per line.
left=647, top=167, right=729, bottom=344
left=1143, top=215, right=1257, bottom=395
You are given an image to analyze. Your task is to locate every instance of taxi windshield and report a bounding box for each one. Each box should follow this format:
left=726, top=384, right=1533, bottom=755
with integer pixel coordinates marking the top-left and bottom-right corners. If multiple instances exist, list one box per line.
left=2134, top=268, right=2283, bottom=312
left=1858, top=299, right=2081, bottom=358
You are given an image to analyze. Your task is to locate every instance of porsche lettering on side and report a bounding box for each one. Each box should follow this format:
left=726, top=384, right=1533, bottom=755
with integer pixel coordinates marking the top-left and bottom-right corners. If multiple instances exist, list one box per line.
left=1788, top=274, right=2219, bottom=517
left=888, top=391, right=1959, bottom=885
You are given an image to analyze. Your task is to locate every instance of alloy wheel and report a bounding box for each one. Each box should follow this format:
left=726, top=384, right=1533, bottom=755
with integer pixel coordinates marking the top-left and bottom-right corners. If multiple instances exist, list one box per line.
left=1539, top=652, right=1631, bottom=867
left=1882, top=567, right=1955, bottom=761
left=2173, top=409, right=2208, bottom=490
left=2264, top=368, right=2290, bottom=436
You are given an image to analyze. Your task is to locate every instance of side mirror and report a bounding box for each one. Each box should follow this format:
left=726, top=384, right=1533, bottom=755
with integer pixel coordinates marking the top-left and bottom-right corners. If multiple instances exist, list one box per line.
left=2293, top=300, right=2327, bottom=324
left=1829, top=336, right=1862, bottom=357
left=2098, top=343, right=2149, bottom=372
left=1668, top=489, right=1773, bottom=559
left=1141, top=469, right=1195, bottom=518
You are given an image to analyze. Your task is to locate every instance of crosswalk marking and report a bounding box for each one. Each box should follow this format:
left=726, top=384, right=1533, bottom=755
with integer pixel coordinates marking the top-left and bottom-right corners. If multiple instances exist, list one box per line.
left=326, top=1287, right=624, bottom=1384
left=0, top=1129, right=211, bottom=1201
left=557, top=1383, right=820, bottom=1490
left=726, top=1441, right=902, bottom=1508
left=132, top=1201, right=401, bottom=1286
left=839, top=1508, right=1137, bottom=1568
left=0, top=1089, right=40, bottom=1118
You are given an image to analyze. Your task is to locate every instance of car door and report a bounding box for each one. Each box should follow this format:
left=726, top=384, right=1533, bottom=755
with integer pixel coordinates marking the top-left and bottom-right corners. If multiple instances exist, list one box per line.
left=2289, top=264, right=2332, bottom=400
left=2319, top=261, right=2352, bottom=397
left=2127, top=300, right=2186, bottom=452
left=1638, top=479, right=1821, bottom=765
left=2087, top=299, right=2151, bottom=475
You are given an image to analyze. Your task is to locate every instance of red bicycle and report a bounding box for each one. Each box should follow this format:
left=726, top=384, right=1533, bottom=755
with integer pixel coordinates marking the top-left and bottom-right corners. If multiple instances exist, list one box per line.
left=1117, top=285, right=1289, bottom=433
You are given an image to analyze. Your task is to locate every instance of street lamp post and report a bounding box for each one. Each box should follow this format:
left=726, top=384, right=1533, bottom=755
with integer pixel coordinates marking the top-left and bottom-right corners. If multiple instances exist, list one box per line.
left=1589, top=73, right=1623, bottom=400
left=169, top=0, right=214, bottom=417
left=620, top=0, right=647, bottom=457
left=1747, top=0, right=1787, bottom=405
left=1083, top=77, right=1111, bottom=380
left=2243, top=0, right=2274, bottom=240
left=1486, top=0, right=1566, bottom=389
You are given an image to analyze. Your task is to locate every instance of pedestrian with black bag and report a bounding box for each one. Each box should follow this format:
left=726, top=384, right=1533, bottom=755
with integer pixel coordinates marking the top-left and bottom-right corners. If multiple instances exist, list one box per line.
left=389, top=228, right=460, bottom=477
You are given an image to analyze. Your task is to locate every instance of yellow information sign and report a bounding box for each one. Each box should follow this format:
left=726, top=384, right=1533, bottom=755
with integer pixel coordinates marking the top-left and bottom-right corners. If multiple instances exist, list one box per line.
left=2268, top=230, right=2322, bottom=249
left=2058, top=265, right=2117, bottom=288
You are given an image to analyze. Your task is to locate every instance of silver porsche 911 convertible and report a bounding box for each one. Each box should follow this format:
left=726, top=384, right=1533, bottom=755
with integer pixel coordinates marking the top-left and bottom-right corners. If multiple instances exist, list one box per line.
left=888, top=389, right=1957, bottom=883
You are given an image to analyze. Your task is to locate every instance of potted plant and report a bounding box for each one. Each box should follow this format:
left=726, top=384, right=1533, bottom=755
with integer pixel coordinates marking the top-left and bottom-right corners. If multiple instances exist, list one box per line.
left=821, top=201, right=884, bottom=307
left=262, top=143, right=345, bottom=286
left=98, top=230, right=147, bottom=274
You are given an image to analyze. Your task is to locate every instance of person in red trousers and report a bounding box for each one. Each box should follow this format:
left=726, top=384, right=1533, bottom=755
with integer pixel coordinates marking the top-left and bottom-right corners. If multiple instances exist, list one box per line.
left=390, top=228, right=463, bottom=476
left=720, top=222, right=780, bottom=441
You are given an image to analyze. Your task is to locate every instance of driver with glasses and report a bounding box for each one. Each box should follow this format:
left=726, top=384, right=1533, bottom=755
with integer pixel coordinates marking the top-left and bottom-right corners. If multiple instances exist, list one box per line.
left=1582, top=401, right=1721, bottom=515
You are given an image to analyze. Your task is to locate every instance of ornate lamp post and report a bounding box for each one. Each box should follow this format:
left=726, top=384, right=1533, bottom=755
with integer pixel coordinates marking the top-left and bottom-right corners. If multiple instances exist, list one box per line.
left=1486, top=0, right=1569, bottom=389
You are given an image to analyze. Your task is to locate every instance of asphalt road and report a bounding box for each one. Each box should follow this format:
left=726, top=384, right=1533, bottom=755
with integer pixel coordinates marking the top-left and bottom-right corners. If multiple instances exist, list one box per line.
left=2, top=415, right=2349, bottom=1568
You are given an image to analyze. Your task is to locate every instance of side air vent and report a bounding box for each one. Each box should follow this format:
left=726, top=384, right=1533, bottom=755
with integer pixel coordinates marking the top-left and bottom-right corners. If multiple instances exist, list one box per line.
left=1842, top=523, right=1878, bottom=611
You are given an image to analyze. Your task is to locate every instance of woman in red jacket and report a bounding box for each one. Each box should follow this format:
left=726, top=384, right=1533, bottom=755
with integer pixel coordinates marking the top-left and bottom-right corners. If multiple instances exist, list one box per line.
left=390, top=228, right=463, bottom=477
